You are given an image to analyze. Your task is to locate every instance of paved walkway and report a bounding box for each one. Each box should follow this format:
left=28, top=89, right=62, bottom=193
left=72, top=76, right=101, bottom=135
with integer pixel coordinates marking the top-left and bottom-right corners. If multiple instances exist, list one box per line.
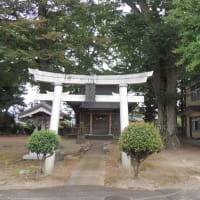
left=66, top=141, right=105, bottom=185
left=1, top=186, right=199, bottom=200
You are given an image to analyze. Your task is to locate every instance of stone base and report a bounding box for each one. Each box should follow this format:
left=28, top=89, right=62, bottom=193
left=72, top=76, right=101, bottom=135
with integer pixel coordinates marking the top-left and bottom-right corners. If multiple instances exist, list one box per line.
left=121, top=152, right=131, bottom=170
left=76, top=135, right=86, bottom=144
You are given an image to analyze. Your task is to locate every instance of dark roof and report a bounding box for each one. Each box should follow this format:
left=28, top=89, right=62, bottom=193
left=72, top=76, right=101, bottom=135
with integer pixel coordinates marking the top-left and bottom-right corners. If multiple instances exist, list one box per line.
left=68, top=101, right=136, bottom=111
left=182, top=106, right=200, bottom=116
left=19, top=103, right=68, bottom=119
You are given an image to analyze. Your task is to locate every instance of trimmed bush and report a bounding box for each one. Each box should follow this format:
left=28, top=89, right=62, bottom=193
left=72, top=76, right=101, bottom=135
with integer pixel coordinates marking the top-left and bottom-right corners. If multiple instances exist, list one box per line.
left=119, top=122, right=163, bottom=178
left=28, top=130, right=60, bottom=175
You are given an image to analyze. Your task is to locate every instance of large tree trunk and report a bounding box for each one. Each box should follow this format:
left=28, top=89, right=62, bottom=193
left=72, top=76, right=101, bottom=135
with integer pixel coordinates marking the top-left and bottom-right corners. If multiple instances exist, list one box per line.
left=166, top=68, right=180, bottom=147
left=151, top=69, right=180, bottom=148
left=166, top=68, right=177, bottom=136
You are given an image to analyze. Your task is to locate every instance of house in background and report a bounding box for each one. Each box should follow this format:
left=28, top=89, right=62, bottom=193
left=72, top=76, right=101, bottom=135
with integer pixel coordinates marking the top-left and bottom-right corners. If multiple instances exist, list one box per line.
left=184, top=82, right=200, bottom=139
left=19, top=102, right=68, bottom=131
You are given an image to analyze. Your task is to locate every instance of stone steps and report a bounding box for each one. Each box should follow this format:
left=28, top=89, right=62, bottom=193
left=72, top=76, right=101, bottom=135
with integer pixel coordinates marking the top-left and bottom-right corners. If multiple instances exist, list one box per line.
left=85, top=135, right=113, bottom=140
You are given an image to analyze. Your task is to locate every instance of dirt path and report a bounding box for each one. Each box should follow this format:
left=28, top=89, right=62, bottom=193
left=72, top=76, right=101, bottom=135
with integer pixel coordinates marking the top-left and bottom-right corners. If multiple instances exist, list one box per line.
left=66, top=141, right=105, bottom=186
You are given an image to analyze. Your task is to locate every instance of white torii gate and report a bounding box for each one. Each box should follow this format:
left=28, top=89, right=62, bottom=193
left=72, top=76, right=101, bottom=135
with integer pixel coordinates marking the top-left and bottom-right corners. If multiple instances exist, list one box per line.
left=29, top=68, right=153, bottom=174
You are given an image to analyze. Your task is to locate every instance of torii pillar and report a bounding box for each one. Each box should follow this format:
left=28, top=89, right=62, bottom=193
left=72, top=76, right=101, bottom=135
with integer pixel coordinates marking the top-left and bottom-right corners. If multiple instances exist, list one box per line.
left=44, top=83, right=63, bottom=174
left=119, top=84, right=131, bottom=168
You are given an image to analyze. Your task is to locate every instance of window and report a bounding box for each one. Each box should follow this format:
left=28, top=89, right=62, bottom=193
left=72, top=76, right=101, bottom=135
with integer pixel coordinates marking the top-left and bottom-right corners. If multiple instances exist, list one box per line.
left=191, top=117, right=200, bottom=132
left=191, top=83, right=200, bottom=101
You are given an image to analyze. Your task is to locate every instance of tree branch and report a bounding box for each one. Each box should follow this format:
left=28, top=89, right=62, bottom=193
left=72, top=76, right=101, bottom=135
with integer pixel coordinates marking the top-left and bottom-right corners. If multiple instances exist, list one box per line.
left=137, top=0, right=149, bottom=15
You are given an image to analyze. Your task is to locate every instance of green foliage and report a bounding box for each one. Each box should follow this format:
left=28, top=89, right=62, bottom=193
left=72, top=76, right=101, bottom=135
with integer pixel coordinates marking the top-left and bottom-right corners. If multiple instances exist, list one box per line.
left=59, top=120, right=72, bottom=135
left=119, top=122, right=163, bottom=155
left=119, top=122, right=163, bottom=177
left=27, top=130, right=60, bottom=161
left=112, top=1, right=180, bottom=140
left=15, top=122, right=34, bottom=135
left=59, top=119, right=71, bottom=127
left=113, top=1, right=178, bottom=74
left=0, top=0, right=119, bottom=76
left=167, top=0, right=200, bottom=72
left=0, top=67, right=26, bottom=113
left=0, top=112, right=15, bottom=134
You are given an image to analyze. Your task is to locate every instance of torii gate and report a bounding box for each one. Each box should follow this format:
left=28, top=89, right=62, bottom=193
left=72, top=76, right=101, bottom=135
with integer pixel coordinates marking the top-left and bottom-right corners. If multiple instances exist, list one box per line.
left=29, top=68, right=153, bottom=174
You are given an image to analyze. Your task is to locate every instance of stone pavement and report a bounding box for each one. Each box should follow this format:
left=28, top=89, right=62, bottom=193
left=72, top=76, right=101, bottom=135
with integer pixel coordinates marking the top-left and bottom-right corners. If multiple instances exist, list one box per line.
left=66, top=140, right=105, bottom=185
left=1, top=186, right=200, bottom=200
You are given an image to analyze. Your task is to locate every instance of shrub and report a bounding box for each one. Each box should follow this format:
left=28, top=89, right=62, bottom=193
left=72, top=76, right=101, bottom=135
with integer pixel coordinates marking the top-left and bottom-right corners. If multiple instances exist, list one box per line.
left=27, top=130, right=60, bottom=174
left=119, top=122, right=163, bottom=178
left=0, top=112, right=15, bottom=134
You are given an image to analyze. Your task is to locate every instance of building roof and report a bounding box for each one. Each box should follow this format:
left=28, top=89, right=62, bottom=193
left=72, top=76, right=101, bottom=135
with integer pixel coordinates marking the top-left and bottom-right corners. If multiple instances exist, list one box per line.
left=19, top=103, right=67, bottom=119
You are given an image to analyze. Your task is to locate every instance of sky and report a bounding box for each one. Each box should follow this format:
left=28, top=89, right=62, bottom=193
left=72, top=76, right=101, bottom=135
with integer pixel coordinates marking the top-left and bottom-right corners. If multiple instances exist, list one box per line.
left=23, top=83, right=39, bottom=105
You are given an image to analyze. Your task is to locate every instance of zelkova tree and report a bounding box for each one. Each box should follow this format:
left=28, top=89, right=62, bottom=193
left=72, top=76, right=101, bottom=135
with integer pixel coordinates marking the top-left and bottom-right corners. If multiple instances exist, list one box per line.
left=167, top=0, right=200, bottom=72
left=113, top=0, right=180, bottom=146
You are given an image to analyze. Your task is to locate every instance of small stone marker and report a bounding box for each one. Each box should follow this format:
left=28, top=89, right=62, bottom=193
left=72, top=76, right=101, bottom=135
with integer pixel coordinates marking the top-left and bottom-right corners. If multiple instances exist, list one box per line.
left=104, top=196, right=130, bottom=200
left=22, top=152, right=43, bottom=160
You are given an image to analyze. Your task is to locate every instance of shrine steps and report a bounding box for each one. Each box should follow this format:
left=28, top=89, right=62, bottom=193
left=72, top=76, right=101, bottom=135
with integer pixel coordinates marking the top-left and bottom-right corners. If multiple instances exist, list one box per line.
left=65, top=134, right=114, bottom=140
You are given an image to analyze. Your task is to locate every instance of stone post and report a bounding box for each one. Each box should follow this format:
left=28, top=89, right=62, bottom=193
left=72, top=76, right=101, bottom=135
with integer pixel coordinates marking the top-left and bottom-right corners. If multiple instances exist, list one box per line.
left=44, top=83, right=63, bottom=174
left=119, top=84, right=131, bottom=169
left=109, top=112, right=112, bottom=135
left=89, top=112, right=93, bottom=135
